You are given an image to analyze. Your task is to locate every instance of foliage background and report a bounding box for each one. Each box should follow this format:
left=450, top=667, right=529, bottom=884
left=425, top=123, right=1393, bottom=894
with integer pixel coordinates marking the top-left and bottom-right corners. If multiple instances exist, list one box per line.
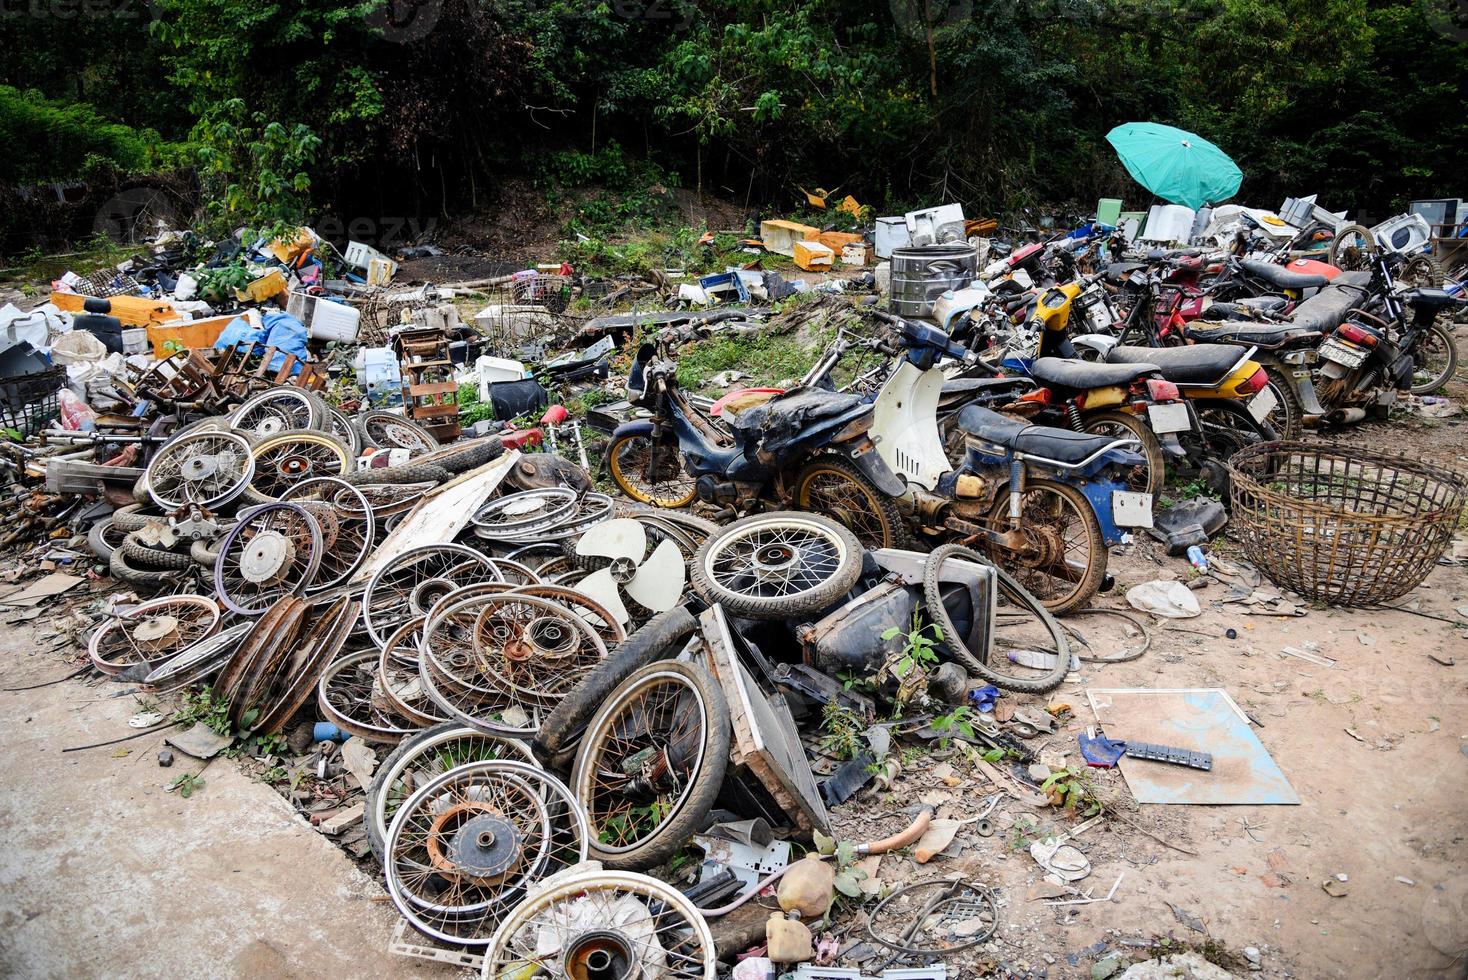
left=1, top=0, right=1465, bottom=253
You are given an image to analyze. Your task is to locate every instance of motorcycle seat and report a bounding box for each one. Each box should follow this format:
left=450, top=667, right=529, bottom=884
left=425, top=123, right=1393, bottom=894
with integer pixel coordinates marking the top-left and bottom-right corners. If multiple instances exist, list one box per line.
left=956, top=405, right=1122, bottom=464
left=729, top=386, right=867, bottom=435
left=1403, top=287, right=1462, bottom=312
left=1104, top=261, right=1147, bottom=283
left=1186, top=321, right=1320, bottom=349
left=1240, top=296, right=1290, bottom=313
left=1106, top=344, right=1243, bottom=385
left=1284, top=271, right=1372, bottom=335
left=1241, top=258, right=1329, bottom=291
left=1029, top=357, right=1157, bottom=389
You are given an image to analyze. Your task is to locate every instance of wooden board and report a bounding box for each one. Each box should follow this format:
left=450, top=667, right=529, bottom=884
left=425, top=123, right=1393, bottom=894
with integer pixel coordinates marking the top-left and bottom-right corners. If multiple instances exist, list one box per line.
left=700, top=604, right=829, bottom=832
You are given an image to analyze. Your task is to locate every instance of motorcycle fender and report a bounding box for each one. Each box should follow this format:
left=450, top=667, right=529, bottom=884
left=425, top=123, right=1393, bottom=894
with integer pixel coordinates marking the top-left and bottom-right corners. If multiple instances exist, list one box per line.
left=611, top=420, right=655, bottom=440
left=1071, top=334, right=1119, bottom=359
left=1286, top=367, right=1327, bottom=416
left=1159, top=432, right=1188, bottom=458
left=1081, top=385, right=1126, bottom=410
left=846, top=441, right=908, bottom=497
left=1075, top=476, right=1130, bottom=546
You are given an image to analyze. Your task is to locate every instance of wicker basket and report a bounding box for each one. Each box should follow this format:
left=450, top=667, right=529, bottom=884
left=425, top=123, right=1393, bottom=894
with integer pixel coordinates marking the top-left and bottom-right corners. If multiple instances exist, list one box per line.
left=1228, top=442, right=1468, bottom=605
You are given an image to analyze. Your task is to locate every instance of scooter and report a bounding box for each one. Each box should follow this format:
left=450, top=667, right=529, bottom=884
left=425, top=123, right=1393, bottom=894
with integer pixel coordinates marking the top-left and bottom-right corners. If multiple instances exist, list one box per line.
left=605, top=338, right=908, bottom=547
left=867, top=311, right=1149, bottom=615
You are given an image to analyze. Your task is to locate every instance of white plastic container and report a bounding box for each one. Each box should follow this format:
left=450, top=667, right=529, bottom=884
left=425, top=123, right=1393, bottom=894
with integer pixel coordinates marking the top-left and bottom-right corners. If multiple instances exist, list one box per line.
left=287, top=291, right=361, bottom=342
left=121, top=327, right=149, bottom=355
left=874, top=218, right=910, bottom=259
left=1370, top=213, right=1432, bottom=255
left=476, top=355, right=528, bottom=401
left=1138, top=204, right=1197, bottom=244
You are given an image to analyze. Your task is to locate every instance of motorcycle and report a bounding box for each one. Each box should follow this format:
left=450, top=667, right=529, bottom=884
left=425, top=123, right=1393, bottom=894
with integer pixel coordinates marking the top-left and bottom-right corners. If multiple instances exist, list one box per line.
left=605, top=337, right=909, bottom=548
left=867, top=311, right=1149, bottom=615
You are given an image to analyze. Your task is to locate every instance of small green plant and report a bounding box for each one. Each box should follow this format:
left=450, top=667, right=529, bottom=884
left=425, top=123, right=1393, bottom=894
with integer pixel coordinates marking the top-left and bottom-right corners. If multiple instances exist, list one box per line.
left=930, top=705, right=976, bottom=749
left=168, top=772, right=206, bottom=798
left=1040, top=766, right=1103, bottom=816
left=819, top=702, right=865, bottom=760
left=880, top=610, right=943, bottom=706
left=173, top=689, right=232, bottom=736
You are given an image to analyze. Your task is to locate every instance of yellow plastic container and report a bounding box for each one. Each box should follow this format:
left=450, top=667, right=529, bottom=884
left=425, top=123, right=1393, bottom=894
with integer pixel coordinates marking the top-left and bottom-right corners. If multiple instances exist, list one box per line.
left=792, top=240, right=834, bottom=271
left=145, top=313, right=242, bottom=358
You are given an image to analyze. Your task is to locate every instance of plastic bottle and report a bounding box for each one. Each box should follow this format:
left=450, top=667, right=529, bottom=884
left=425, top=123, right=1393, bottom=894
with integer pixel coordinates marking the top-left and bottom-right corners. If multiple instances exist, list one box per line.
left=57, top=389, right=97, bottom=432
left=1187, top=545, right=1209, bottom=573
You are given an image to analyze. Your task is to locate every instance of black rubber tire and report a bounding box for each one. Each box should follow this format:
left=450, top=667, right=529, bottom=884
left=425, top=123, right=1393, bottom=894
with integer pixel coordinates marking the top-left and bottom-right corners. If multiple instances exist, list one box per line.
left=190, top=539, right=221, bottom=567
left=342, top=463, right=452, bottom=487
left=120, top=533, right=196, bottom=571
left=1081, top=411, right=1164, bottom=497
left=690, top=511, right=863, bottom=621
left=87, top=519, right=122, bottom=560
left=1400, top=254, right=1444, bottom=289
left=985, top=478, right=1107, bottom=616
left=108, top=546, right=182, bottom=585
left=1328, top=223, right=1378, bottom=271
left=572, top=659, right=731, bottom=871
left=1261, top=368, right=1305, bottom=439
left=1410, top=321, right=1458, bottom=395
left=363, top=722, right=535, bottom=865
left=922, top=543, right=1072, bottom=694
left=792, top=454, right=907, bottom=549
left=414, top=436, right=504, bottom=474
left=532, top=605, right=699, bottom=767
left=358, top=411, right=440, bottom=455
left=110, top=504, right=154, bottom=532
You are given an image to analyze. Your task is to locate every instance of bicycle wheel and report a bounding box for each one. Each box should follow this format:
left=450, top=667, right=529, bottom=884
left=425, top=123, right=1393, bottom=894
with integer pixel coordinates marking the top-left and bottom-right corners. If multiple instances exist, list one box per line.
left=922, top=544, right=1071, bottom=693
left=572, top=660, right=730, bottom=870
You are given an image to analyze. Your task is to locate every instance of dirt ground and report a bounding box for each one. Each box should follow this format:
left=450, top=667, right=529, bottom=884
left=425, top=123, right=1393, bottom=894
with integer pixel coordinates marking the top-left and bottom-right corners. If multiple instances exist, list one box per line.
left=0, top=343, right=1464, bottom=978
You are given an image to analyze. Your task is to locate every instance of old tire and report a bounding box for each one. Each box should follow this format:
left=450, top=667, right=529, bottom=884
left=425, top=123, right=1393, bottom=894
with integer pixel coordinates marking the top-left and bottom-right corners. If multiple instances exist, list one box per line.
left=1081, top=411, right=1163, bottom=497
left=532, top=605, right=699, bottom=768
left=1410, top=321, right=1458, bottom=395
left=985, top=478, right=1106, bottom=616
left=572, top=659, right=730, bottom=871
left=1261, top=368, right=1305, bottom=438
left=792, top=454, right=906, bottom=549
left=922, top=543, right=1071, bottom=694
left=120, top=532, right=195, bottom=571
left=1328, top=223, right=1378, bottom=271
left=342, top=463, right=452, bottom=487
left=690, top=511, right=862, bottom=621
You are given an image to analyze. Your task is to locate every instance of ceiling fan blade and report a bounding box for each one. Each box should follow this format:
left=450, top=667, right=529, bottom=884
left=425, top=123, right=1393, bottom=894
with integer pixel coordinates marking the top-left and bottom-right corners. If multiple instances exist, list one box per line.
left=625, top=538, right=685, bottom=613
left=574, top=567, right=631, bottom=627
left=575, top=518, right=647, bottom=563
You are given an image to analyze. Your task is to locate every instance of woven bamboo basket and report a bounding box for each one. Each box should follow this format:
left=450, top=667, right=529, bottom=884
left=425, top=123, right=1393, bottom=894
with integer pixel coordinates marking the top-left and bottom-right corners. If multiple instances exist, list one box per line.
left=1228, top=442, right=1467, bottom=605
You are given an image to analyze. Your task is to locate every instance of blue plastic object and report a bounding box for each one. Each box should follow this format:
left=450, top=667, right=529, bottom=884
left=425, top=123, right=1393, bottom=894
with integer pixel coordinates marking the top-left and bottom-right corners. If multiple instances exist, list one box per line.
left=967, top=685, right=1000, bottom=713
left=313, top=722, right=347, bottom=742
left=1187, top=545, right=1208, bottom=573
left=1079, top=731, right=1127, bottom=768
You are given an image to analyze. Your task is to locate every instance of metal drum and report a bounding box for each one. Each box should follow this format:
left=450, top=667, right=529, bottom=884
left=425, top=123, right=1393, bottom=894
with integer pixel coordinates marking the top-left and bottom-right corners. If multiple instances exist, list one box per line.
left=889, top=244, right=978, bottom=319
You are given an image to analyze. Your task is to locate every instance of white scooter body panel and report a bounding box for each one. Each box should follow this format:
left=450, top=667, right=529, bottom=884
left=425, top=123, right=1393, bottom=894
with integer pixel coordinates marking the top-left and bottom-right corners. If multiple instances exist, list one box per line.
left=872, top=360, right=949, bottom=491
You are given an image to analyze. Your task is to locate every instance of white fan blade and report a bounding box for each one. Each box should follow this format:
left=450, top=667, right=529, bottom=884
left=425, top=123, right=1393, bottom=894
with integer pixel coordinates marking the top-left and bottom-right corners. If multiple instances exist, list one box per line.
left=575, top=518, right=646, bottom=563
left=575, top=567, right=631, bottom=627
left=625, top=538, right=685, bottom=613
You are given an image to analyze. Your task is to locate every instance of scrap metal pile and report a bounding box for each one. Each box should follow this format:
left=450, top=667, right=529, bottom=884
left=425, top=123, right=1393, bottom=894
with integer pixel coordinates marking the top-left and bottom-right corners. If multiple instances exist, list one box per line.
left=2, top=143, right=1466, bottom=978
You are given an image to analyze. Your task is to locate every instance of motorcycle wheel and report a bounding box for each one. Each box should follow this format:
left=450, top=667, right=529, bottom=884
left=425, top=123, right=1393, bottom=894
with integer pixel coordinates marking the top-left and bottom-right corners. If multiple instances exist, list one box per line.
left=1410, top=321, right=1458, bottom=395
left=1182, top=402, right=1277, bottom=493
left=793, top=454, right=905, bottom=549
left=607, top=433, right=696, bottom=508
left=1261, top=368, right=1305, bottom=439
left=1399, top=255, right=1444, bottom=289
left=1081, top=411, right=1164, bottom=496
left=984, top=478, right=1105, bottom=616
left=690, top=511, right=863, bottom=620
left=1329, top=223, right=1378, bottom=271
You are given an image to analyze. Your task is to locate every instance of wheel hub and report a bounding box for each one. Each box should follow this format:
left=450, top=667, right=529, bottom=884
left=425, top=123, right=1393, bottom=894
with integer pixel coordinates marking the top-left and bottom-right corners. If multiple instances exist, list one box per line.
left=132, top=614, right=180, bottom=651
left=254, top=415, right=287, bottom=437
left=274, top=453, right=315, bottom=479
left=752, top=542, right=801, bottom=577
left=410, top=577, right=456, bottom=614
left=565, top=930, right=637, bottom=980
left=525, top=616, right=577, bottom=658
left=447, top=814, right=522, bottom=881
left=180, top=455, right=221, bottom=481
left=240, top=530, right=296, bottom=584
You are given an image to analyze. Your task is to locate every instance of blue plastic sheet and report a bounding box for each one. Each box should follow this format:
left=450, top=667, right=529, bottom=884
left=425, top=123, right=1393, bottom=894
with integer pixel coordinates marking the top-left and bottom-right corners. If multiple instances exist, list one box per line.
left=214, top=310, right=310, bottom=375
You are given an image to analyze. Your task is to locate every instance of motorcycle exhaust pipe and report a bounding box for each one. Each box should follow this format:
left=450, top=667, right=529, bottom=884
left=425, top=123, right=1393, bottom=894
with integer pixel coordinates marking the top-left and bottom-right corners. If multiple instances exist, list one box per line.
left=1325, top=406, right=1367, bottom=425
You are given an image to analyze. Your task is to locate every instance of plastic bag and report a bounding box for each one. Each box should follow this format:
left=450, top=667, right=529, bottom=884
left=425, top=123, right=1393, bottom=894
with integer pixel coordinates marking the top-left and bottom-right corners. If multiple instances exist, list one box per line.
left=1125, top=580, right=1201, bottom=618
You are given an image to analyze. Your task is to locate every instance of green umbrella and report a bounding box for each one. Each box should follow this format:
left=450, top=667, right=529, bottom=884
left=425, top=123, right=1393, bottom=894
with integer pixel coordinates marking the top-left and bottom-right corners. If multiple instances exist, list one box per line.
left=1105, top=122, right=1242, bottom=211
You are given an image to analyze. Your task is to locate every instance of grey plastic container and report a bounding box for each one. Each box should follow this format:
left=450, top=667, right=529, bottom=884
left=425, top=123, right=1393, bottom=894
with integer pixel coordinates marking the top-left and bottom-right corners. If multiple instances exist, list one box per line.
left=888, top=244, right=978, bottom=319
